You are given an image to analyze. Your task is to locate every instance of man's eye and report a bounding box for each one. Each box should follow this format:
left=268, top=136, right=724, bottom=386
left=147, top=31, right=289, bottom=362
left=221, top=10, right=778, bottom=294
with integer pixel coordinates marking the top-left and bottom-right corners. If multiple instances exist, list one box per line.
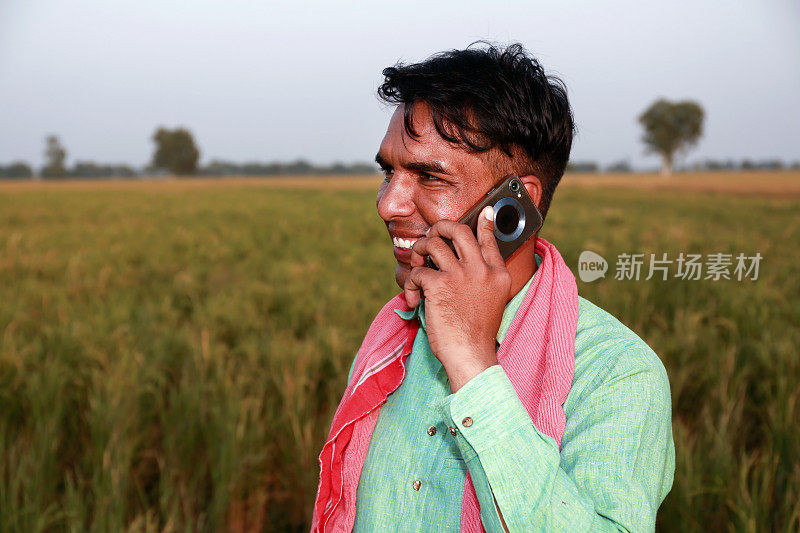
left=421, top=172, right=442, bottom=182
left=381, top=169, right=393, bottom=181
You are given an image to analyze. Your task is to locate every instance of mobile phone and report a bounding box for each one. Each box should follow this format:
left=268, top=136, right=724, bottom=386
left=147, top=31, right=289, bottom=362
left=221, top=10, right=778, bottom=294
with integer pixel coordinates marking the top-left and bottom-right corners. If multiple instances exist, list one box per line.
left=425, top=175, right=543, bottom=269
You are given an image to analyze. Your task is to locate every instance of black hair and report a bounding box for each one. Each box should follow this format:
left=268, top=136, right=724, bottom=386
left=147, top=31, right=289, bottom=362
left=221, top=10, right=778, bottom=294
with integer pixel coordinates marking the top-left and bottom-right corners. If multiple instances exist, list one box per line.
left=377, top=42, right=574, bottom=221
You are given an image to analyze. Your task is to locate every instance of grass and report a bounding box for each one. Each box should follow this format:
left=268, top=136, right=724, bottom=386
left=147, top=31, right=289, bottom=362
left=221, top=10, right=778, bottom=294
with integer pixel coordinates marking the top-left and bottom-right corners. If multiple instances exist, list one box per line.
left=0, top=172, right=798, bottom=531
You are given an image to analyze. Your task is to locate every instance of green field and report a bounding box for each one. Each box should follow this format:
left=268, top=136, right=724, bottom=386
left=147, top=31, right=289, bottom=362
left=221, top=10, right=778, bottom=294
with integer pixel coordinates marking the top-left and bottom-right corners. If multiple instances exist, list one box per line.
left=1, top=173, right=798, bottom=531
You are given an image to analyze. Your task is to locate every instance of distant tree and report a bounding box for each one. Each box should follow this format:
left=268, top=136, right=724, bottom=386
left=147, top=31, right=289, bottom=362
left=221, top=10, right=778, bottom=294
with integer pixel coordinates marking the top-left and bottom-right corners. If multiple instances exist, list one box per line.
left=69, top=161, right=137, bottom=178
left=283, top=159, right=314, bottom=175
left=0, top=161, right=34, bottom=179
left=606, top=159, right=632, bottom=173
left=42, top=135, right=67, bottom=178
left=701, top=159, right=725, bottom=171
left=346, top=162, right=380, bottom=174
left=197, top=159, right=382, bottom=177
left=757, top=159, right=784, bottom=170
left=151, top=127, right=200, bottom=175
left=566, top=161, right=599, bottom=173
left=638, top=99, right=704, bottom=176
left=200, top=160, right=241, bottom=176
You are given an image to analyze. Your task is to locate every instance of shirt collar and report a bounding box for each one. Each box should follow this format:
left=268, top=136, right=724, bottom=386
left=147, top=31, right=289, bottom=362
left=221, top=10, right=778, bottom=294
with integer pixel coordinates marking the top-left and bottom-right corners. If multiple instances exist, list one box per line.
left=394, top=252, right=542, bottom=345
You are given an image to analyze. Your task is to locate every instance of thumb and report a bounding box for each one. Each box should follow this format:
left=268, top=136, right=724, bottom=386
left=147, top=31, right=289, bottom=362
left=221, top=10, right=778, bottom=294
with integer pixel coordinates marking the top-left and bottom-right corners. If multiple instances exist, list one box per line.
left=477, top=205, right=505, bottom=268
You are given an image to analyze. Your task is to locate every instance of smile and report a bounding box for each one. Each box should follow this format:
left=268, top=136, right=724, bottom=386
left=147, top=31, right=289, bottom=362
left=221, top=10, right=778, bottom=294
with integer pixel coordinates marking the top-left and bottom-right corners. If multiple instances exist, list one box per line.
left=392, top=236, right=421, bottom=250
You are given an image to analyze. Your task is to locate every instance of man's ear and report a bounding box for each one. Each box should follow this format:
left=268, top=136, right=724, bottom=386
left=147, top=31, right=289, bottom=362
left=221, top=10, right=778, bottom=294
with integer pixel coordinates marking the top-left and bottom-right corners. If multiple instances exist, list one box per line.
left=519, top=174, right=543, bottom=208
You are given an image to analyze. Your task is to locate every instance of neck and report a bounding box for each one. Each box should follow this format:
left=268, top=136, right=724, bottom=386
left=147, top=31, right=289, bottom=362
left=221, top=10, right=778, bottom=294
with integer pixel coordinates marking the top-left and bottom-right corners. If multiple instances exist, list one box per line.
left=504, top=236, right=539, bottom=304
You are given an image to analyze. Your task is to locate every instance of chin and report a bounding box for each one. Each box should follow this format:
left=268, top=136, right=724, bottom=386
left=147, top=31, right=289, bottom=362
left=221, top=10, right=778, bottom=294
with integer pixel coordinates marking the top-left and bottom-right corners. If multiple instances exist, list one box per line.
left=394, top=263, right=410, bottom=289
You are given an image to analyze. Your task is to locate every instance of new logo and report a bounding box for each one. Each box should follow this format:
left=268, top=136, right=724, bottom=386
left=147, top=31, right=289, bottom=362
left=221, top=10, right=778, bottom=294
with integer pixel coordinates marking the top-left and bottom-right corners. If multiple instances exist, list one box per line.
left=578, top=250, right=608, bottom=282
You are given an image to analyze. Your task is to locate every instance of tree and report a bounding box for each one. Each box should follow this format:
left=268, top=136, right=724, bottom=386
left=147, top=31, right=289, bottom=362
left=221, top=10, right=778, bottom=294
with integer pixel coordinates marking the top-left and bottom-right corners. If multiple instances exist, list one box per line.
left=42, top=135, right=67, bottom=178
left=566, top=161, right=599, bottom=173
left=606, top=159, right=632, bottom=173
left=0, top=161, right=33, bottom=179
left=69, top=161, right=137, bottom=178
left=151, top=127, right=200, bottom=175
left=638, top=99, right=704, bottom=176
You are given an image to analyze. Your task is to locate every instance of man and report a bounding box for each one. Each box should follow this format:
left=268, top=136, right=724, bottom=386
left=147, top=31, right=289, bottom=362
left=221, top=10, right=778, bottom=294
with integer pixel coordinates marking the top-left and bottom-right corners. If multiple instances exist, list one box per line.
left=312, top=43, right=674, bottom=532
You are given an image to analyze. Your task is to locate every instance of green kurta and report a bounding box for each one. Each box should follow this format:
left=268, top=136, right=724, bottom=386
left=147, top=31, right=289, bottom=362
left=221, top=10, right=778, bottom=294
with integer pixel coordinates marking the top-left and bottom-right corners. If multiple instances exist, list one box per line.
left=351, top=255, right=675, bottom=531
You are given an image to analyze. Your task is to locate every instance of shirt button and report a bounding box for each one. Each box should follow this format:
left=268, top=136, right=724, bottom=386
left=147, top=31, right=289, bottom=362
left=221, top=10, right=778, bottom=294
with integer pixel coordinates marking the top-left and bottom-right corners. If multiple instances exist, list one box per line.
left=462, top=417, right=473, bottom=427
left=427, top=425, right=437, bottom=436
left=412, top=480, right=422, bottom=491
left=449, top=426, right=457, bottom=436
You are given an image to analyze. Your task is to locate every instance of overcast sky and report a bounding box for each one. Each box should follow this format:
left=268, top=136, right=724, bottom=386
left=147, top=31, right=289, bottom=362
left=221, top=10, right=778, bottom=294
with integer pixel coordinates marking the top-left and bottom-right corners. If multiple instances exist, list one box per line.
left=1, top=0, right=798, bottom=171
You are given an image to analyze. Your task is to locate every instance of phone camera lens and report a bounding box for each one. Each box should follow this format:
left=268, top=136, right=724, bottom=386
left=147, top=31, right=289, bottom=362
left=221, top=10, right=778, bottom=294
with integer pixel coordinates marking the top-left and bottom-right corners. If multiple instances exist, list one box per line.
left=492, top=197, right=526, bottom=243
left=495, top=204, right=520, bottom=235
left=509, top=180, right=520, bottom=192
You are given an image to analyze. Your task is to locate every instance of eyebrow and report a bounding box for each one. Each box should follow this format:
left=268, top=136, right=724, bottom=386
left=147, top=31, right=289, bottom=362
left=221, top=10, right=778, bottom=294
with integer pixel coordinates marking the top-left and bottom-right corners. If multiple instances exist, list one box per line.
left=374, top=153, right=452, bottom=175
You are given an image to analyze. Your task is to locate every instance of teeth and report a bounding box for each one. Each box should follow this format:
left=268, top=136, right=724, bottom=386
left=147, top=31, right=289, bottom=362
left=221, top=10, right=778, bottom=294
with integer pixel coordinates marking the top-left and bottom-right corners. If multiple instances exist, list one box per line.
left=393, top=237, right=419, bottom=250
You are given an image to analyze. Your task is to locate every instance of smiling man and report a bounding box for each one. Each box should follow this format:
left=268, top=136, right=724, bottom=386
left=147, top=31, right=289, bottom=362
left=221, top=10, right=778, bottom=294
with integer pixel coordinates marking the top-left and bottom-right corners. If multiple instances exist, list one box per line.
left=312, top=43, right=675, bottom=532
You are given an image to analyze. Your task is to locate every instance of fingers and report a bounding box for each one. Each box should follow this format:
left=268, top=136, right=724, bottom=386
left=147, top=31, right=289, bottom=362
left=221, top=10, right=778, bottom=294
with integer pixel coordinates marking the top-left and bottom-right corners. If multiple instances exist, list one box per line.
left=410, top=236, right=459, bottom=271
left=476, top=206, right=505, bottom=268
left=403, top=265, right=441, bottom=308
left=426, top=220, right=483, bottom=264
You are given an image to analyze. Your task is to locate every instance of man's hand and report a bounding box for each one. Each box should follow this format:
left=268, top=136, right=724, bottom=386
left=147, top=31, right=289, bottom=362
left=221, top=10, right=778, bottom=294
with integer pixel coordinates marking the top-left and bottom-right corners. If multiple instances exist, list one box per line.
left=405, top=206, right=512, bottom=393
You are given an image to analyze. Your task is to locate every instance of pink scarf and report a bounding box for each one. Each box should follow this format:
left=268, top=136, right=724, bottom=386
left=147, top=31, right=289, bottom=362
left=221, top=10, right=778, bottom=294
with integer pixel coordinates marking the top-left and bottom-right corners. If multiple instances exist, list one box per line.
left=311, top=236, right=578, bottom=532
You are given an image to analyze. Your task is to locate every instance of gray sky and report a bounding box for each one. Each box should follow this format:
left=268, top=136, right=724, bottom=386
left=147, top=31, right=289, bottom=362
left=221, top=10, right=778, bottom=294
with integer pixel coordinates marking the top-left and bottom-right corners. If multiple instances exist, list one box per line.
left=1, top=0, right=798, bottom=171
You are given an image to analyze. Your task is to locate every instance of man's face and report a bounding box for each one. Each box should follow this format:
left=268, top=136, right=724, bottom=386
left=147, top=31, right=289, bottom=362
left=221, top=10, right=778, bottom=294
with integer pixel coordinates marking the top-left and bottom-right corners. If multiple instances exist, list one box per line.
left=376, top=102, right=499, bottom=289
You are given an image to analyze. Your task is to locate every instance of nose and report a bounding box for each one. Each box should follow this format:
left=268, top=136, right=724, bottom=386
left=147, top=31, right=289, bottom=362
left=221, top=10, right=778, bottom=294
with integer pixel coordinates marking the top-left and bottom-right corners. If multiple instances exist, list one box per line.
left=377, top=174, right=415, bottom=221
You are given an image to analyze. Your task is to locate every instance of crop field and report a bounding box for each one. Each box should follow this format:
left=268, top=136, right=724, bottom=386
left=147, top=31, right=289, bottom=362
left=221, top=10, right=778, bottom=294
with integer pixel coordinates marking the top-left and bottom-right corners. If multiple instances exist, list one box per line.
left=1, top=171, right=798, bottom=531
